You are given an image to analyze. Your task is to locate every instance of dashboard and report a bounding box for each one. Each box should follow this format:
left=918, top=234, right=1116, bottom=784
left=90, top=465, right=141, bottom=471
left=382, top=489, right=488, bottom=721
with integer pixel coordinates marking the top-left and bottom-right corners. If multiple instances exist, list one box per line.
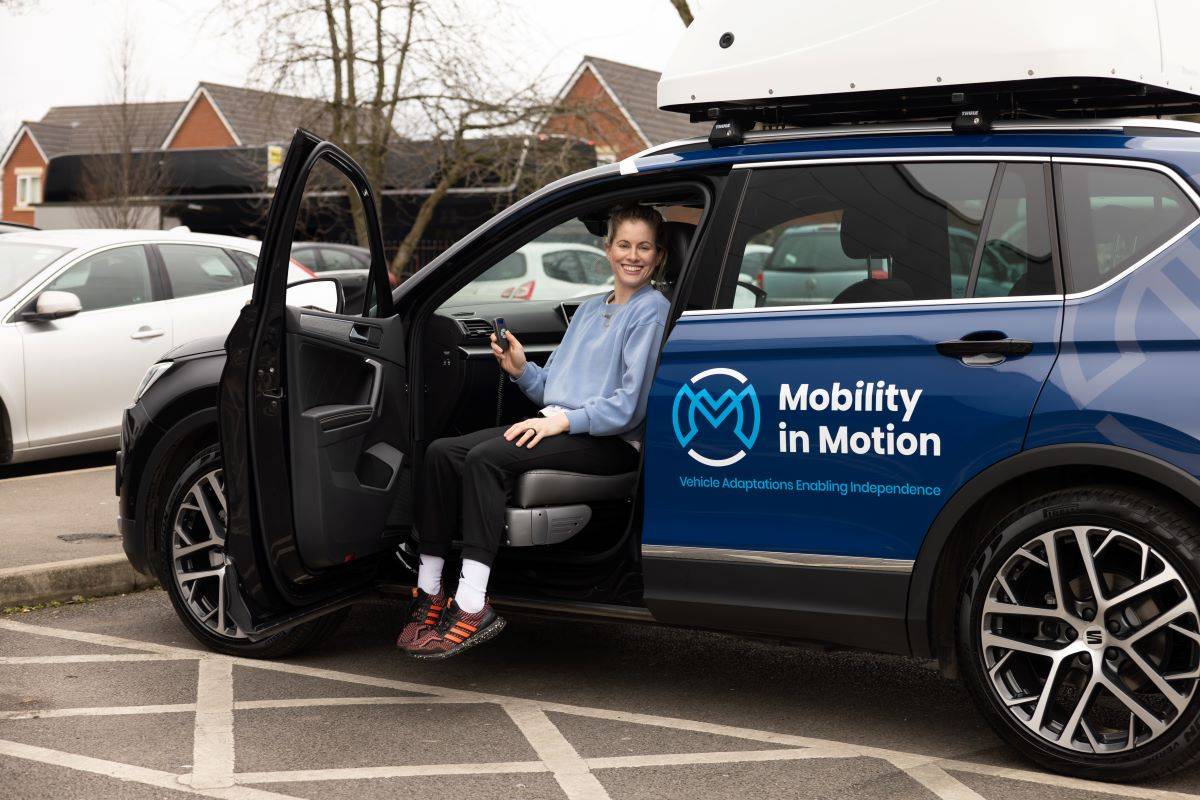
left=421, top=295, right=602, bottom=436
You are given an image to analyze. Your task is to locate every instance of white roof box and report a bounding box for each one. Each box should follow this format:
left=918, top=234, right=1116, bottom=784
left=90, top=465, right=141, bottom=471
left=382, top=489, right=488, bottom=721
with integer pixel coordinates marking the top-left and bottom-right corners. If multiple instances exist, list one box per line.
left=659, top=0, right=1200, bottom=126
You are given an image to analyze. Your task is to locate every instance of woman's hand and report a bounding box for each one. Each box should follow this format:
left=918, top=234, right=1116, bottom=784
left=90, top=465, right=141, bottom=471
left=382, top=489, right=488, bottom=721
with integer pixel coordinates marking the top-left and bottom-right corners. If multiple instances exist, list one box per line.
left=491, top=331, right=527, bottom=378
left=504, top=414, right=569, bottom=449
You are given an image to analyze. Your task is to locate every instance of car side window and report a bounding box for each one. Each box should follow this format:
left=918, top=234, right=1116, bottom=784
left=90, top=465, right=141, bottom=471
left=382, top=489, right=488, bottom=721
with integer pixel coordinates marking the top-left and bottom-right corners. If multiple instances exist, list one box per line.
left=1057, top=163, right=1198, bottom=293
left=292, top=248, right=322, bottom=271
left=722, top=162, right=996, bottom=308
left=158, top=244, right=247, bottom=298
left=319, top=248, right=362, bottom=270
left=543, top=249, right=611, bottom=285
left=973, top=163, right=1055, bottom=297
left=42, top=245, right=154, bottom=312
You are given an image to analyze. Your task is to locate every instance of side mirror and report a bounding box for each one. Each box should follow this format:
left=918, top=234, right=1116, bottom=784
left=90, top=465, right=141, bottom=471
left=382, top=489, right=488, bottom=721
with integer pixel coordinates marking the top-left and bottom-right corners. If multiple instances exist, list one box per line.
left=286, top=277, right=343, bottom=314
left=23, top=290, right=83, bottom=322
left=733, top=280, right=768, bottom=309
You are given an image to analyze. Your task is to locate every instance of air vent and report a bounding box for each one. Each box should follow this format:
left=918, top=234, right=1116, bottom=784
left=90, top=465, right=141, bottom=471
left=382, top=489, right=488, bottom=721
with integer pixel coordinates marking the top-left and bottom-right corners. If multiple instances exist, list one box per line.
left=457, top=318, right=493, bottom=340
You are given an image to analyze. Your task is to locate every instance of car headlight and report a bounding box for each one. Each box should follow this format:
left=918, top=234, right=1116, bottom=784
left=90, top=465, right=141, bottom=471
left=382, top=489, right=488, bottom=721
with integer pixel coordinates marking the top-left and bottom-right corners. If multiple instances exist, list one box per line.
left=133, top=361, right=172, bottom=403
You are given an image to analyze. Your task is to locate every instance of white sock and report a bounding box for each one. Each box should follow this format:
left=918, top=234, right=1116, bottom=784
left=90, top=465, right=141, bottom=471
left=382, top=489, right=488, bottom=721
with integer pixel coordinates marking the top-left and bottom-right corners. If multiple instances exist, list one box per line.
left=417, top=554, right=444, bottom=595
left=454, top=559, right=491, bottom=614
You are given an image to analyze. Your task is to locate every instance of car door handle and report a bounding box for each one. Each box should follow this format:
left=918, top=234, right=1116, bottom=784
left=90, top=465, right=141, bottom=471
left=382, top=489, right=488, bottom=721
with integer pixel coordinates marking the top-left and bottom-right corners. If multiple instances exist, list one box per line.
left=130, top=327, right=166, bottom=340
left=936, top=334, right=1033, bottom=365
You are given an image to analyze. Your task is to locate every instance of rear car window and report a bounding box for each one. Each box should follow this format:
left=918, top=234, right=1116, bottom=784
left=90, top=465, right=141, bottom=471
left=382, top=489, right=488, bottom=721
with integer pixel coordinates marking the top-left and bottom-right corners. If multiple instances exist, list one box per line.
left=320, top=247, right=368, bottom=270
left=765, top=228, right=867, bottom=273
left=159, top=244, right=247, bottom=298
left=973, top=163, right=1055, bottom=298
left=1057, top=164, right=1198, bottom=293
left=542, top=249, right=611, bottom=285
left=724, top=162, right=1000, bottom=307
left=478, top=252, right=527, bottom=281
left=292, top=248, right=321, bottom=270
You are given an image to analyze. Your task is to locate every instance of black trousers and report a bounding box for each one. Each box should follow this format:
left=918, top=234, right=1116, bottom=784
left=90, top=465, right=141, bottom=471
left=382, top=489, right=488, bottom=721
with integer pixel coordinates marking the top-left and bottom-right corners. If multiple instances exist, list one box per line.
left=415, top=425, right=640, bottom=566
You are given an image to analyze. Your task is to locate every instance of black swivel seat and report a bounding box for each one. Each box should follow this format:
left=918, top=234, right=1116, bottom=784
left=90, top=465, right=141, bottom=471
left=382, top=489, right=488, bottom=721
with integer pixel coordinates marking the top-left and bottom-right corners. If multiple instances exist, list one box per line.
left=504, top=220, right=695, bottom=547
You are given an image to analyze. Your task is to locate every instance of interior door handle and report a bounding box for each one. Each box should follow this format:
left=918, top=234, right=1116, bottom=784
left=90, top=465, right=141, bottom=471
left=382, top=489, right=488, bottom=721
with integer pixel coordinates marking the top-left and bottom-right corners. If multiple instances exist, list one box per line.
left=130, top=327, right=166, bottom=340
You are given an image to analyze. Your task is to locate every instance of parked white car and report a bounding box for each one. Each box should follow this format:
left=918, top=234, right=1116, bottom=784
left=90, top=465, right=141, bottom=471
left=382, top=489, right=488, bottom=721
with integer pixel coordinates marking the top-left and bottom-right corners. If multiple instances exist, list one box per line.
left=443, top=241, right=610, bottom=304
left=0, top=229, right=315, bottom=464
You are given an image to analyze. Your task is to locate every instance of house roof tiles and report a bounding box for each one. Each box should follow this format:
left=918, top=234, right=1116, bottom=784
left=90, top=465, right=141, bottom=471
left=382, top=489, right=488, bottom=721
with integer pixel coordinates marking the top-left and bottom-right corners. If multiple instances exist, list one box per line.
left=582, top=55, right=709, bottom=146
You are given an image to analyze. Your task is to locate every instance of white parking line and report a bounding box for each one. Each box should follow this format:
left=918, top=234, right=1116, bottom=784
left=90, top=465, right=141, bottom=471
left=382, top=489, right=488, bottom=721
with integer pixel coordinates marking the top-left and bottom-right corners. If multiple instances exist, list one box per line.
left=0, top=739, right=297, bottom=800
left=0, top=653, right=196, bottom=664
left=2, top=617, right=1199, bottom=800
left=0, top=465, right=112, bottom=483
left=235, top=761, right=548, bottom=784
left=186, top=659, right=236, bottom=790
left=505, top=702, right=611, bottom=800
left=0, top=703, right=196, bottom=721
left=906, top=763, right=987, bottom=800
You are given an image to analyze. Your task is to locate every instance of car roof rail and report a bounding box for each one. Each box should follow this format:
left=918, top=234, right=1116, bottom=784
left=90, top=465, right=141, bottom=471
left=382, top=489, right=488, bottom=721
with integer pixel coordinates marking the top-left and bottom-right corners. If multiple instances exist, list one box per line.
left=620, top=117, right=1200, bottom=170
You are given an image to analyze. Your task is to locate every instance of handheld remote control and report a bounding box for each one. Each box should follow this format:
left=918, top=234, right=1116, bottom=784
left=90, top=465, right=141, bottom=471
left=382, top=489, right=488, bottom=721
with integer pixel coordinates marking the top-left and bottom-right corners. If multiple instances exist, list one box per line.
left=493, top=317, right=509, bottom=352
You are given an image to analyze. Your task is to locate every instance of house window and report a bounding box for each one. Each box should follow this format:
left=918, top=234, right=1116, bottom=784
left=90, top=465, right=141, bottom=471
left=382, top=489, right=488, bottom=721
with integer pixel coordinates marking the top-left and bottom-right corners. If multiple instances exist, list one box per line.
left=15, top=169, right=42, bottom=209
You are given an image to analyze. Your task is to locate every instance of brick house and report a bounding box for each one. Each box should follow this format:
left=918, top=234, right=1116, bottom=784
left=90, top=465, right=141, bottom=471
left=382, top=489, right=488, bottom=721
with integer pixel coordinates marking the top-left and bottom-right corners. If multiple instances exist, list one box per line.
left=541, top=56, right=709, bottom=163
left=0, top=83, right=339, bottom=224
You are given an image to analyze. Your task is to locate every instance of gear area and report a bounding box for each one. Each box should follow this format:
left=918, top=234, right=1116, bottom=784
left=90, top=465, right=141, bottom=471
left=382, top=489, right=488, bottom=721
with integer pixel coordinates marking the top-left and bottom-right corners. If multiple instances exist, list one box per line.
left=2, top=591, right=1198, bottom=800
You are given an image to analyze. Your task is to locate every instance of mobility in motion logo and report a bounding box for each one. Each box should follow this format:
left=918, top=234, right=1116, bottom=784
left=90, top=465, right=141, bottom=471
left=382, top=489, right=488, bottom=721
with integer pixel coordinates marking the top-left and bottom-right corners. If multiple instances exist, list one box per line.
left=672, top=367, right=761, bottom=467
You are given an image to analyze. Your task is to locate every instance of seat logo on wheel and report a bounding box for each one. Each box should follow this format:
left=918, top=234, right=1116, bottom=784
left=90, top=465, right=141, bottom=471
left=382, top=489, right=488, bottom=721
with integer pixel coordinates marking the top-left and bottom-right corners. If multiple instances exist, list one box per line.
left=672, top=367, right=760, bottom=467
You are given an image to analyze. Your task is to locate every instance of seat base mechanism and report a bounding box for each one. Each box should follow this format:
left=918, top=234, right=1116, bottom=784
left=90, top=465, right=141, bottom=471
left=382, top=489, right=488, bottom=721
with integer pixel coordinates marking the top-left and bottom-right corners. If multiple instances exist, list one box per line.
left=505, top=505, right=592, bottom=547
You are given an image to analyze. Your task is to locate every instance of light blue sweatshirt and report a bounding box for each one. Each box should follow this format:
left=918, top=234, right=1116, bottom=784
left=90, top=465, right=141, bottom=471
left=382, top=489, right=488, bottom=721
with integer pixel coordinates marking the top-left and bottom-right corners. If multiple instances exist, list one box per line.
left=513, top=283, right=670, bottom=440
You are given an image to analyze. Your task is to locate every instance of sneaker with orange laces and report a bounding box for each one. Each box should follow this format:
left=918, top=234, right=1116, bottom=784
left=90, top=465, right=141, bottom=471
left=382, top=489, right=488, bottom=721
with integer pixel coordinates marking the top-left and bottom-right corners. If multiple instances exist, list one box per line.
left=401, top=598, right=505, bottom=660
left=396, top=587, right=446, bottom=649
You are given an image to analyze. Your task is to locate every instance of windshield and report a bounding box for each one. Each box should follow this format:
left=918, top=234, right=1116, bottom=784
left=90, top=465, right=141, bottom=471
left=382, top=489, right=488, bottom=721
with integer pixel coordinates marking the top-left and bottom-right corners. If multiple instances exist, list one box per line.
left=0, top=242, right=72, bottom=301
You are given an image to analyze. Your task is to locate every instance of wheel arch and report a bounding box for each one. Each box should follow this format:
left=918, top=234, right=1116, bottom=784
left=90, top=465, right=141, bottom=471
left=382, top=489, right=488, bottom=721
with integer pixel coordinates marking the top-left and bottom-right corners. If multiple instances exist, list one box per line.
left=909, top=443, right=1200, bottom=672
left=132, top=400, right=219, bottom=582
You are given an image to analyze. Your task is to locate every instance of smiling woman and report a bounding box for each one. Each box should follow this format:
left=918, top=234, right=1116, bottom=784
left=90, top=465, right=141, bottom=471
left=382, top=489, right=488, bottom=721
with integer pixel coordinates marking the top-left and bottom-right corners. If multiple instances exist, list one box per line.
left=399, top=203, right=672, bottom=660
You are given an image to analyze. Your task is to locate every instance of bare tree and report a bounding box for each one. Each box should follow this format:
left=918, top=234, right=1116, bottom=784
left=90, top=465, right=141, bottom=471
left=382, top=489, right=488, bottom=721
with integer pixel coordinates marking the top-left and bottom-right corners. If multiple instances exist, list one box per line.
left=79, top=26, right=164, bottom=229
left=222, top=0, right=580, bottom=280
left=668, top=0, right=694, bottom=26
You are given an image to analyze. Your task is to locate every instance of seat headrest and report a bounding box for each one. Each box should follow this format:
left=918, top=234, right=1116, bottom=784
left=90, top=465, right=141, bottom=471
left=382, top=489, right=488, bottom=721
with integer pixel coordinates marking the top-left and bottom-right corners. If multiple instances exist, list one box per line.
left=840, top=207, right=905, bottom=260
left=833, top=277, right=915, bottom=304
left=660, top=221, right=695, bottom=284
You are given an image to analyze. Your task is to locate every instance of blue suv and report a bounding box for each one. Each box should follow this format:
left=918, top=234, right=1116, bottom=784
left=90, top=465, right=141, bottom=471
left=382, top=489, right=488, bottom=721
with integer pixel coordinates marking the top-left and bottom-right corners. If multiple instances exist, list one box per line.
left=118, top=120, right=1200, bottom=780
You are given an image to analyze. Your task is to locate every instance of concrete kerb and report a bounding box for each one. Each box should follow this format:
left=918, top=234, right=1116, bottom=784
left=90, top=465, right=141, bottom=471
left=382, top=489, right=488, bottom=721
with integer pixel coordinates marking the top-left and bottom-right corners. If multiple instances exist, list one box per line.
left=0, top=554, right=158, bottom=608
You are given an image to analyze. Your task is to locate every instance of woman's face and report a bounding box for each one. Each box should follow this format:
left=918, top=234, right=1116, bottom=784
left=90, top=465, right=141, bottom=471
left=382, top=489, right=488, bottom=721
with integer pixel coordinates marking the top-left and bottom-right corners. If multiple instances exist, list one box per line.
left=606, top=220, right=662, bottom=294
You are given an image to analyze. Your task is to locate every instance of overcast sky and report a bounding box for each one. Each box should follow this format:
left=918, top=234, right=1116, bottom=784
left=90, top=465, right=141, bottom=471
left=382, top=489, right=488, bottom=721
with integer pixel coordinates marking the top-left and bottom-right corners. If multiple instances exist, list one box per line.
left=0, top=0, right=708, bottom=147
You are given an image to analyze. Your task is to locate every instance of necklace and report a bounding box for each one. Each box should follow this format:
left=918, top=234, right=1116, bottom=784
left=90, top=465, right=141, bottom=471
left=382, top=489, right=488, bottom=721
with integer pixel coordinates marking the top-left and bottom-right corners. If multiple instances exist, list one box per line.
left=601, top=293, right=615, bottom=330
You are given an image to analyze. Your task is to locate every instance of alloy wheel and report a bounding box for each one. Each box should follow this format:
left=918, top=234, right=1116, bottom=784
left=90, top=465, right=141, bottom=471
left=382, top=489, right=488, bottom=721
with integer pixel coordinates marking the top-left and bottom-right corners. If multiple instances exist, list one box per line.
left=980, top=525, right=1200, bottom=753
left=170, top=468, right=246, bottom=640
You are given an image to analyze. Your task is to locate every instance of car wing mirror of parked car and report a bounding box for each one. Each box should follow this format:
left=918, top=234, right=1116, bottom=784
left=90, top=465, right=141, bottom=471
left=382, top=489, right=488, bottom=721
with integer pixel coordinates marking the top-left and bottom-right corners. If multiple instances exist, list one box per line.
left=23, top=290, right=83, bottom=322
left=285, top=277, right=343, bottom=315
left=734, top=280, right=768, bottom=309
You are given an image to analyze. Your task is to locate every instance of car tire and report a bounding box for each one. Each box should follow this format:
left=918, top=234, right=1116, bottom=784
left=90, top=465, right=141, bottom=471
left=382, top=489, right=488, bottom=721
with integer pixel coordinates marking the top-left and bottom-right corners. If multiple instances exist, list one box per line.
left=158, top=443, right=348, bottom=658
left=957, top=486, right=1200, bottom=781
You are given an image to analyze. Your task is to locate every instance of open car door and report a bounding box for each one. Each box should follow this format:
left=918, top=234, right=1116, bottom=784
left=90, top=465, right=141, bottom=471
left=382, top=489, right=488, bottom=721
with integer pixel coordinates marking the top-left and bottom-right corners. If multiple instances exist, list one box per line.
left=218, top=130, right=407, bottom=637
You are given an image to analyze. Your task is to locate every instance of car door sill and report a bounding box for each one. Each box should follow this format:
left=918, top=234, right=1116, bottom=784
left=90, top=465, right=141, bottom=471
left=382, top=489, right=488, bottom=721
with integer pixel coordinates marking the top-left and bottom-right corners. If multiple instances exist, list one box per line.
left=376, top=583, right=655, bottom=624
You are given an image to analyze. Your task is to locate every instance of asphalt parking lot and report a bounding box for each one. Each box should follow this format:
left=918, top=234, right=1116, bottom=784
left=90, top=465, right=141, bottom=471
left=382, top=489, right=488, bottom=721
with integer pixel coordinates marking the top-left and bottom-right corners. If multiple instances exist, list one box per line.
left=4, top=463, right=1200, bottom=799
left=3, top=588, right=1200, bottom=800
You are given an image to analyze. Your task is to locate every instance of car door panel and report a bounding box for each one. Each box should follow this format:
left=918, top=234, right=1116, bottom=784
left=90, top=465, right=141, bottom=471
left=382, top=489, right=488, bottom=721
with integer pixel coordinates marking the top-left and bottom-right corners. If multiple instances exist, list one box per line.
left=285, top=307, right=409, bottom=569
left=640, top=300, right=1062, bottom=648
left=220, top=129, right=401, bottom=624
left=22, top=304, right=174, bottom=446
